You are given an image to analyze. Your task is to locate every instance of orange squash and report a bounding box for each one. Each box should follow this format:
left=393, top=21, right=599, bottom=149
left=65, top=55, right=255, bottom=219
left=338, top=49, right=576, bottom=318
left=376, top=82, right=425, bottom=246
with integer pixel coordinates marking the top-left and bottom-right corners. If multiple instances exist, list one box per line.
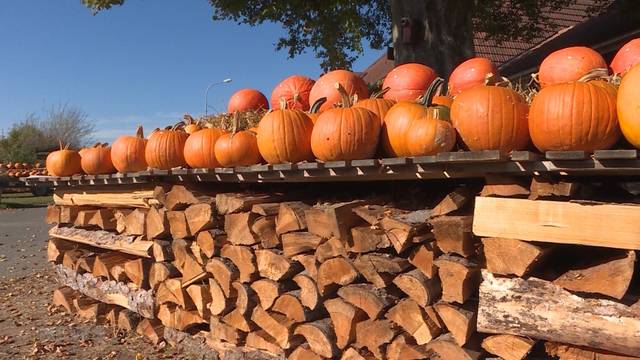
left=214, top=122, right=261, bottom=167
left=183, top=114, right=201, bottom=134
left=353, top=89, right=395, bottom=125
left=448, top=57, right=498, bottom=95
left=46, top=141, right=83, bottom=176
left=256, top=108, right=314, bottom=164
left=228, top=89, right=269, bottom=113
left=311, top=84, right=381, bottom=161
left=145, top=124, right=190, bottom=170
left=183, top=127, right=227, bottom=169
left=538, top=46, right=607, bottom=88
left=80, top=143, right=116, bottom=175
left=309, top=70, right=369, bottom=113
left=111, top=125, right=148, bottom=173
left=271, top=75, right=315, bottom=111
left=451, top=85, right=530, bottom=152
left=618, top=63, right=640, bottom=148
left=611, top=38, right=640, bottom=76
left=382, top=63, right=437, bottom=102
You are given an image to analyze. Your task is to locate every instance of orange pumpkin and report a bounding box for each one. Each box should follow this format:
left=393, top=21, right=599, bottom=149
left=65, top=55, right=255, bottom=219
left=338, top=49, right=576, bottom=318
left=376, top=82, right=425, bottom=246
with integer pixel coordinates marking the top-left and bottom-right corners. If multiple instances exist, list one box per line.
left=530, top=76, right=620, bottom=152
left=183, top=127, right=226, bottom=169
left=307, top=98, right=327, bottom=124
left=618, top=63, right=640, bottom=148
left=214, top=128, right=261, bottom=167
left=80, top=143, right=116, bottom=175
left=451, top=85, right=530, bottom=152
left=145, top=124, right=190, bottom=170
left=353, top=89, right=395, bottom=125
left=311, top=84, right=381, bottom=161
left=271, top=75, right=315, bottom=111
left=228, top=89, right=269, bottom=113
left=183, top=114, right=201, bottom=134
left=538, top=46, right=607, bottom=88
left=256, top=108, right=314, bottom=164
left=611, top=38, right=640, bottom=76
left=111, top=125, right=148, bottom=173
left=46, top=141, right=83, bottom=176
left=448, top=57, right=498, bottom=95
left=382, top=63, right=437, bottom=102
left=309, top=70, right=369, bottom=113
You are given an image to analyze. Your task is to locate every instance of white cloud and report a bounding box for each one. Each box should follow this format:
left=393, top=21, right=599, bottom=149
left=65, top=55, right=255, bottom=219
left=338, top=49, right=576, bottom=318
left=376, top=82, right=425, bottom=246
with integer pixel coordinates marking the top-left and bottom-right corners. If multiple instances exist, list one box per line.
left=92, top=111, right=185, bottom=142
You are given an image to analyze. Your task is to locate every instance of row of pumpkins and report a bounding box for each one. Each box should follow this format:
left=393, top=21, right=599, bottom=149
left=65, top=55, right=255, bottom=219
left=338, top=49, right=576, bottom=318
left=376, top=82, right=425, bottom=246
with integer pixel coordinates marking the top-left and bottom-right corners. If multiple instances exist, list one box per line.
left=46, top=39, right=640, bottom=177
left=0, top=162, right=48, bottom=177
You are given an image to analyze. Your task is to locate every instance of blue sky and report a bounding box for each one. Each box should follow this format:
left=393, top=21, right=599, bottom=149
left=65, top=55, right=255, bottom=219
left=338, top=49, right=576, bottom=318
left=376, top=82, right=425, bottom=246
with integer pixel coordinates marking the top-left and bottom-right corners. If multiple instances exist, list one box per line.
left=0, top=0, right=381, bottom=142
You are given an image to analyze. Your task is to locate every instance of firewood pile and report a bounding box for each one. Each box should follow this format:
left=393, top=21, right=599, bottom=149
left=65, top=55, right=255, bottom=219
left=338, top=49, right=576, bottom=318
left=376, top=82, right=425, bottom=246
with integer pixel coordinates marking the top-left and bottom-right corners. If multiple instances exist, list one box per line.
left=43, top=179, right=640, bottom=359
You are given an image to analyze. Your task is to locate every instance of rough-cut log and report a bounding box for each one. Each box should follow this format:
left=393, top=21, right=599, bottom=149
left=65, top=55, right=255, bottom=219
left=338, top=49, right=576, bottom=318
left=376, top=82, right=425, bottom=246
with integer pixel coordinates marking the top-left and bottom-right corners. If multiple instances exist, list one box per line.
left=123, top=208, right=146, bottom=236
left=553, top=250, right=636, bottom=300
left=205, top=257, right=239, bottom=297
left=174, top=307, right=206, bottom=331
left=117, top=309, right=140, bottom=331
left=89, top=209, right=117, bottom=231
left=349, top=226, right=391, bottom=253
left=341, top=347, right=374, bottom=360
left=289, top=343, right=324, bottom=360
left=185, top=203, right=217, bottom=234
left=190, top=241, right=208, bottom=265
left=47, top=238, right=76, bottom=263
left=251, top=202, right=281, bottom=217
left=136, top=318, right=164, bottom=345
left=167, top=210, right=191, bottom=239
left=281, top=232, right=323, bottom=258
left=209, top=316, right=244, bottom=345
left=157, top=303, right=177, bottom=328
left=186, top=284, right=212, bottom=319
left=338, top=284, right=395, bottom=319
left=352, top=204, right=404, bottom=225
left=156, top=278, right=195, bottom=310
left=196, top=229, right=226, bottom=258
left=74, top=297, right=108, bottom=322
left=208, top=277, right=235, bottom=316
left=251, top=305, right=296, bottom=349
left=529, top=177, right=579, bottom=200
left=434, top=302, right=476, bottom=347
left=250, top=279, right=292, bottom=311
left=353, top=254, right=411, bottom=288
left=220, top=244, right=257, bottom=283
left=480, top=181, right=530, bottom=198
left=324, top=297, right=367, bottom=350
left=256, top=249, right=302, bottom=281
left=146, top=207, right=169, bottom=240
left=74, top=209, right=98, bottom=228
left=59, top=206, right=92, bottom=224
left=164, top=185, right=201, bottom=211
left=305, top=200, right=365, bottom=241
left=76, top=253, right=96, bottom=274
left=49, top=226, right=152, bottom=257
left=315, top=237, right=347, bottom=263
left=181, top=253, right=207, bottom=287
left=292, top=254, right=318, bottom=281
left=294, top=318, right=339, bottom=358
left=53, top=286, right=78, bottom=313
left=109, top=260, right=129, bottom=283
left=481, top=237, right=548, bottom=277
left=408, top=242, right=439, bottom=279
left=216, top=192, right=281, bottom=215
left=431, top=187, right=473, bottom=217
left=386, top=298, right=441, bottom=345
left=225, top=212, right=258, bottom=245
left=55, top=185, right=161, bottom=208
left=222, top=308, right=255, bottom=333
left=317, top=257, right=359, bottom=295
left=245, top=330, right=284, bottom=356
left=114, top=208, right=132, bottom=234
left=106, top=307, right=123, bottom=326
left=431, top=215, right=476, bottom=257
left=46, top=205, right=61, bottom=224
left=92, top=252, right=135, bottom=280
left=151, top=240, right=172, bottom=262
left=251, top=216, right=279, bottom=249
left=481, top=335, right=535, bottom=360
left=380, top=209, right=430, bottom=253
left=544, top=342, right=640, bottom=360
left=478, top=271, right=640, bottom=357
left=426, top=333, right=481, bottom=360
left=386, top=333, right=429, bottom=360
left=434, top=254, right=479, bottom=304
left=61, top=248, right=86, bottom=270
left=393, top=269, right=441, bottom=307
left=275, top=201, right=310, bottom=234
left=292, top=273, right=320, bottom=310
left=271, top=291, right=316, bottom=323
left=123, top=258, right=152, bottom=289
left=149, top=262, right=180, bottom=290
left=232, top=281, right=256, bottom=315
left=355, top=319, right=399, bottom=359
left=171, top=238, right=191, bottom=271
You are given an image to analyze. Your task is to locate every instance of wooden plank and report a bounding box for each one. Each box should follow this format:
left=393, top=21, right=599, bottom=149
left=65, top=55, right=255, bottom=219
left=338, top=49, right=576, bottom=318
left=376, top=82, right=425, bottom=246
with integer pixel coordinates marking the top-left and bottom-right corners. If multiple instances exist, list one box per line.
left=380, top=157, right=409, bottom=166
left=49, top=226, right=153, bottom=258
left=436, top=150, right=506, bottom=163
left=593, top=149, right=638, bottom=160
left=545, top=151, right=588, bottom=160
left=473, top=197, right=640, bottom=250
left=53, top=185, right=160, bottom=208
left=510, top=151, right=541, bottom=162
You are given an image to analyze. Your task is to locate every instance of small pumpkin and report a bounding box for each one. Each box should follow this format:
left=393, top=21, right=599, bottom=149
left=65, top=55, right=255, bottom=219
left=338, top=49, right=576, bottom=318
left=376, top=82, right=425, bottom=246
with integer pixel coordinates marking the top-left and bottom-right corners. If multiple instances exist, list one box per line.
left=256, top=105, right=314, bottom=164
left=381, top=63, right=437, bottom=102
left=309, top=70, right=369, bottom=113
left=46, top=141, right=83, bottom=176
left=311, top=83, right=381, bottom=161
left=529, top=69, right=620, bottom=152
left=228, top=89, right=269, bottom=113
left=80, top=143, right=116, bottom=175
left=183, top=114, right=201, bottom=134
left=448, top=57, right=498, bottom=95
left=353, top=88, right=396, bottom=125
left=145, top=123, right=190, bottom=170
left=538, top=46, right=607, bottom=88
left=618, top=63, right=640, bottom=148
left=214, top=115, right=261, bottom=167
left=271, top=75, right=315, bottom=111
left=611, top=38, right=640, bottom=76
left=111, top=125, right=148, bottom=173
left=183, top=126, right=227, bottom=169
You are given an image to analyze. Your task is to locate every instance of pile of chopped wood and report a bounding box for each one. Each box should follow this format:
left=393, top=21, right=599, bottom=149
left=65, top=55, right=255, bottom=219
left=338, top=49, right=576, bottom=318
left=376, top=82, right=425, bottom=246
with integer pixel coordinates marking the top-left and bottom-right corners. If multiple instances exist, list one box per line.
left=44, top=179, right=640, bottom=359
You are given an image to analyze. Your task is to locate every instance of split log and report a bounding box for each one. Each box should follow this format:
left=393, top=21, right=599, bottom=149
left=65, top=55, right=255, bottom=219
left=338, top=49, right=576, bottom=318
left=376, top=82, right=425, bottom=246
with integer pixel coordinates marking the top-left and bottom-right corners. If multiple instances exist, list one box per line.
left=48, top=238, right=76, bottom=263
left=292, top=254, right=318, bottom=281
left=146, top=207, right=169, bottom=240
left=529, top=177, right=579, bottom=200
left=186, top=284, right=212, bottom=319
left=216, top=192, right=282, bottom=215
left=251, top=216, right=280, bottom=249
left=53, top=287, right=78, bottom=313
left=174, top=307, right=206, bottom=331
left=180, top=253, right=207, bottom=287
left=76, top=253, right=96, bottom=274
left=62, top=249, right=87, bottom=270
left=208, top=277, right=235, bottom=316
left=124, top=208, right=146, bottom=236
left=379, top=209, right=430, bottom=253
left=349, top=226, right=391, bottom=253
left=431, top=215, right=476, bottom=257
left=431, top=187, right=473, bottom=217
left=149, top=262, right=180, bottom=290
left=305, top=200, right=365, bottom=241
left=89, top=209, right=117, bottom=231
left=337, top=284, right=395, bottom=319
left=324, top=297, right=367, bottom=350
left=93, top=252, right=135, bottom=280
left=74, top=297, right=107, bottom=322
left=425, top=333, right=481, bottom=360
left=481, top=237, right=548, bottom=277
left=289, top=343, right=324, bottom=360
left=157, top=303, right=177, bottom=328
left=544, top=342, right=640, bottom=360
left=315, top=237, right=347, bottom=263
left=59, top=206, right=84, bottom=224
left=477, top=271, right=640, bottom=356
left=55, top=185, right=161, bottom=208
left=386, top=298, right=441, bottom=345
left=317, top=257, right=359, bottom=295
left=151, top=240, right=172, bottom=262
left=354, top=319, right=399, bottom=359
left=205, top=257, right=239, bottom=297
left=393, top=269, right=441, bottom=307
left=46, top=205, right=61, bottom=224
left=232, top=281, right=256, bottom=315
left=480, top=181, right=530, bottom=198
left=251, top=202, right=281, bottom=216
left=250, top=279, right=292, bottom=310
left=220, top=244, right=257, bottom=283
left=190, top=241, right=208, bottom=265
left=352, top=204, right=404, bottom=225
left=434, top=254, right=480, bottom=304
left=292, top=273, right=321, bottom=310
left=74, top=209, right=98, bottom=228
left=222, top=308, right=255, bottom=333
left=171, top=238, right=191, bottom=271
left=251, top=305, right=296, bottom=349
left=271, top=291, right=316, bottom=323
left=553, top=250, right=636, bottom=300
left=49, top=226, right=151, bottom=258
left=341, top=347, right=375, bottom=360
left=185, top=203, right=217, bottom=234
left=209, top=316, right=245, bottom=345
left=256, top=249, right=302, bottom=281
left=281, top=232, right=323, bottom=258
left=225, top=212, right=258, bottom=245
left=114, top=209, right=132, bottom=233
left=353, top=254, right=411, bottom=288
left=164, top=185, right=201, bottom=211
left=275, top=201, right=310, bottom=234
left=136, top=318, right=164, bottom=345
left=105, top=306, right=121, bottom=327
left=123, top=258, right=152, bottom=289
left=294, top=318, right=339, bottom=358
left=196, top=229, right=227, bottom=258
left=156, top=278, right=195, bottom=309
left=481, top=335, right=535, bottom=360
left=434, top=302, right=476, bottom=347
left=117, top=309, right=141, bottom=331
left=167, top=211, right=191, bottom=239
left=386, top=333, right=430, bottom=360
left=408, top=242, right=439, bottom=279
left=245, top=330, right=284, bottom=356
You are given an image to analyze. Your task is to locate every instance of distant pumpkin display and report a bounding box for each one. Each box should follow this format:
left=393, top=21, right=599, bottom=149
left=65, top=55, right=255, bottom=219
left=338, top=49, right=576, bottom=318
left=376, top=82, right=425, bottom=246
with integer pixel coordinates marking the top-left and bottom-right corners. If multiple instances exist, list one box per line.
left=80, top=143, right=116, bottom=175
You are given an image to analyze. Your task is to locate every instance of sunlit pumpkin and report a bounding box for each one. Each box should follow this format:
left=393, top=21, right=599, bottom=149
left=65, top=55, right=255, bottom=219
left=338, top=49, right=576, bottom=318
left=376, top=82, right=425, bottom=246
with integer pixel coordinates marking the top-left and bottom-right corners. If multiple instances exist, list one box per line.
left=618, top=63, right=640, bottom=148
left=214, top=118, right=261, bottom=167
left=256, top=107, right=314, bottom=164
left=309, top=70, right=369, bottom=113
left=183, top=126, right=227, bottom=169
left=111, top=125, right=148, bottom=173
left=353, top=89, right=395, bottom=125
left=46, top=141, right=83, bottom=176
left=311, top=84, right=381, bottom=161
left=80, top=143, right=116, bottom=175
left=228, top=89, right=269, bottom=113
left=451, top=85, right=530, bottom=152
left=538, top=46, right=607, bottom=88
left=382, top=63, right=437, bottom=102
left=271, top=75, right=315, bottom=111
left=183, top=114, right=201, bottom=134
left=529, top=71, right=620, bottom=151
left=448, top=57, right=498, bottom=95
left=145, top=124, right=190, bottom=170
left=611, top=38, right=640, bottom=76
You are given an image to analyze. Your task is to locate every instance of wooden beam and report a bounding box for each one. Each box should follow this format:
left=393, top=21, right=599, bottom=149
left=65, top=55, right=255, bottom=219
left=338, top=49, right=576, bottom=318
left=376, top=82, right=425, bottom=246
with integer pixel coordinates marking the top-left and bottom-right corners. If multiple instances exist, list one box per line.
left=49, top=226, right=152, bottom=258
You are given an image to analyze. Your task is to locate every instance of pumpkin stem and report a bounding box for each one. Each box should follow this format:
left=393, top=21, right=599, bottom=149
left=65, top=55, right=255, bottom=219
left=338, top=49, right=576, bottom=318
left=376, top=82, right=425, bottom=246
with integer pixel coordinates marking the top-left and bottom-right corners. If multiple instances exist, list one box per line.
left=92, top=142, right=101, bottom=148
left=334, top=83, right=352, bottom=108
left=310, top=97, right=327, bottom=113
left=172, top=121, right=185, bottom=131
left=279, top=97, right=288, bottom=110
left=183, top=113, right=194, bottom=125
left=419, top=77, right=445, bottom=107
left=135, top=125, right=144, bottom=139
left=371, top=87, right=390, bottom=99
left=578, top=68, right=610, bottom=83
left=232, top=112, right=239, bottom=134
left=58, top=139, right=63, bottom=151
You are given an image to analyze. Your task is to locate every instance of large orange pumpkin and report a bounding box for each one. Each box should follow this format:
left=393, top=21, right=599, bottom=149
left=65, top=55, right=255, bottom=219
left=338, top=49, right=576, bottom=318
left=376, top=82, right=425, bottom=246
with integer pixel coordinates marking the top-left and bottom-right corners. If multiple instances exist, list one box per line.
left=111, top=125, right=148, bottom=173
left=256, top=108, right=314, bottom=164
left=270, top=75, right=315, bottom=111
left=183, top=127, right=227, bottom=169
left=214, top=131, right=261, bottom=167
left=448, top=57, right=498, bottom=95
left=611, top=38, right=640, bottom=76
left=451, top=85, right=530, bottom=152
left=382, top=63, right=437, bottom=102
left=311, top=84, right=381, bottom=161
left=46, top=142, right=83, bottom=176
left=618, top=63, right=640, bottom=148
left=308, top=70, right=369, bottom=113
left=80, top=143, right=116, bottom=175
left=353, top=90, right=395, bottom=126
left=228, top=89, right=269, bottom=113
left=538, top=46, right=607, bottom=88
left=529, top=76, right=620, bottom=152
left=145, top=124, right=190, bottom=170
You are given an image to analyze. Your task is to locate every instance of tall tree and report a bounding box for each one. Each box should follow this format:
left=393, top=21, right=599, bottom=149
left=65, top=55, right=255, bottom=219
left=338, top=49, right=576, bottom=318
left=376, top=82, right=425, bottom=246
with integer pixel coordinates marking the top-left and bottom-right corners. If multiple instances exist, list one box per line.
left=83, top=0, right=623, bottom=77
